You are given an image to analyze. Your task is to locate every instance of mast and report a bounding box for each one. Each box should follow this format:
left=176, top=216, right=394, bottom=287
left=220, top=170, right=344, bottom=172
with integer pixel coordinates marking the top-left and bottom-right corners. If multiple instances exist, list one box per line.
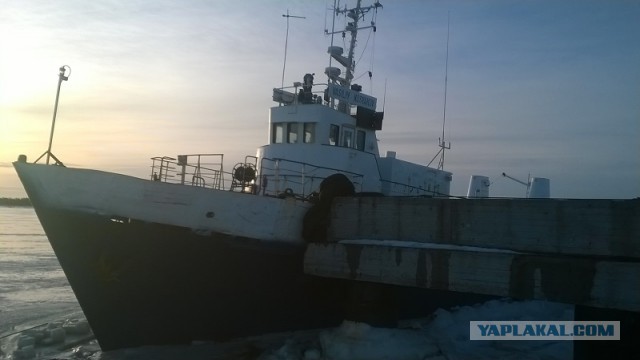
left=327, top=0, right=382, bottom=87
left=343, top=0, right=361, bottom=85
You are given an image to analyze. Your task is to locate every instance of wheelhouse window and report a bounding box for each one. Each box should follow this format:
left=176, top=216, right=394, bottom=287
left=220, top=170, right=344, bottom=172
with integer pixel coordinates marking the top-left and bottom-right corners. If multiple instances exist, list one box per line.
left=304, top=123, right=315, bottom=143
left=272, top=123, right=285, bottom=143
left=342, top=127, right=354, bottom=148
left=356, top=130, right=366, bottom=151
left=329, top=124, right=339, bottom=146
left=287, top=123, right=298, bottom=143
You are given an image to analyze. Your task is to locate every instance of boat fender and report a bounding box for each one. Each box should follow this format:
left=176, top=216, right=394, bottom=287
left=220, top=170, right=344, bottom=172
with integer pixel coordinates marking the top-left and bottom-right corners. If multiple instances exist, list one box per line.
left=319, top=173, right=355, bottom=202
left=303, top=174, right=354, bottom=242
left=302, top=202, right=331, bottom=242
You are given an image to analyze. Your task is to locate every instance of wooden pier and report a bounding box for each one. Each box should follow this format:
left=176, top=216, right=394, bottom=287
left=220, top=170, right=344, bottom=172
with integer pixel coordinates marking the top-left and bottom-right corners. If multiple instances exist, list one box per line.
left=304, top=197, right=640, bottom=311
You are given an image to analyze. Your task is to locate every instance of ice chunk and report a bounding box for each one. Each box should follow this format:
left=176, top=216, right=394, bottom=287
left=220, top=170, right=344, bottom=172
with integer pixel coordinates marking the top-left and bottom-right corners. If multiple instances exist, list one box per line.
left=320, top=321, right=440, bottom=360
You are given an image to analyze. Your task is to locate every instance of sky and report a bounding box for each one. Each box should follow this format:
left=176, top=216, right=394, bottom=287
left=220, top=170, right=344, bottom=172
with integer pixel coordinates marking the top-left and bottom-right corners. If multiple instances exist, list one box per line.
left=1, top=0, right=638, bottom=199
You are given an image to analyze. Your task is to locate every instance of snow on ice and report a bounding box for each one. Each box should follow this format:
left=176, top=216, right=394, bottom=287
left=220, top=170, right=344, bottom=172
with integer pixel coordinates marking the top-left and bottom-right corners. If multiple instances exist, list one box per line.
left=3, top=299, right=573, bottom=359
left=259, top=299, right=573, bottom=360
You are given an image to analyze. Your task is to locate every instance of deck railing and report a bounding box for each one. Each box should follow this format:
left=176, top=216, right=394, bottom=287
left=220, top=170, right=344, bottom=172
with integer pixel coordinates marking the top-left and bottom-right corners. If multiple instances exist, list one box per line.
left=380, top=179, right=442, bottom=197
left=258, top=157, right=363, bottom=199
left=150, top=154, right=226, bottom=190
left=149, top=154, right=364, bottom=200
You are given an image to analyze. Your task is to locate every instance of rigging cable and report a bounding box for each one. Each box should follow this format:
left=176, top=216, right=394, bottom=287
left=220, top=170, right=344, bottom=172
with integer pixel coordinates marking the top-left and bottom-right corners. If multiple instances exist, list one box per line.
left=354, top=28, right=372, bottom=68
left=369, top=7, right=378, bottom=93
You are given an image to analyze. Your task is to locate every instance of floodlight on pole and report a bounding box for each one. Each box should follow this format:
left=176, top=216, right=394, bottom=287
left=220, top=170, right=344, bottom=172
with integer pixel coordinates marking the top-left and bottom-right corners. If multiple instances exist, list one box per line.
left=36, top=65, right=70, bottom=166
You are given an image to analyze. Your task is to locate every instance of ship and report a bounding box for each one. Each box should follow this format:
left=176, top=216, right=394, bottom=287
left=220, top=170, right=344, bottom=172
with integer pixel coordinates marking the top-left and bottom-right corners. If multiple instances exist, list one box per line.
left=13, top=0, right=456, bottom=351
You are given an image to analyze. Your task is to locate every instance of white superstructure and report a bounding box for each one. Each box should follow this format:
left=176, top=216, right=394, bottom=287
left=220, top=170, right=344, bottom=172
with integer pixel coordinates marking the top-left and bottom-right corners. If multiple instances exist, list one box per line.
left=255, top=0, right=451, bottom=199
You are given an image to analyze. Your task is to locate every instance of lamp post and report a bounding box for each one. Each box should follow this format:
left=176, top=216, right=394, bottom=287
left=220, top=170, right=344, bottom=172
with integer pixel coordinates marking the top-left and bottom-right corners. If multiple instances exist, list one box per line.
left=36, top=65, right=71, bottom=165
left=45, top=65, right=71, bottom=165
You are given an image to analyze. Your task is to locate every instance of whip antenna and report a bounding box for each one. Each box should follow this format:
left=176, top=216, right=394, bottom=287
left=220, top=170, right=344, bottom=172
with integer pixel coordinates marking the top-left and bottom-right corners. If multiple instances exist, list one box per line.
left=438, top=12, right=452, bottom=170
left=428, top=12, right=452, bottom=169
left=281, top=10, right=306, bottom=89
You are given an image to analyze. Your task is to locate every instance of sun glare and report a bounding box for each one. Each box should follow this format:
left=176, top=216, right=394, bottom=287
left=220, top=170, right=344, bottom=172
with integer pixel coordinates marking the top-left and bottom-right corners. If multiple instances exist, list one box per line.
left=0, top=22, right=73, bottom=172
left=0, top=28, right=57, bottom=107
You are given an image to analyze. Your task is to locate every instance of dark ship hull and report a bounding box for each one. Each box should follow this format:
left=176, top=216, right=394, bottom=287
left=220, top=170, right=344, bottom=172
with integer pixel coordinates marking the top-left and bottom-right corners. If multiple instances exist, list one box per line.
left=29, top=205, right=348, bottom=350
left=14, top=158, right=493, bottom=351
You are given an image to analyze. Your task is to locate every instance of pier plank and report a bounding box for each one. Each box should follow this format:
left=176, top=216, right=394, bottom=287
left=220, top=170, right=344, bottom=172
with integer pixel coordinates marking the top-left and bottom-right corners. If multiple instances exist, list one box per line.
left=304, top=241, right=640, bottom=312
left=328, top=197, right=640, bottom=258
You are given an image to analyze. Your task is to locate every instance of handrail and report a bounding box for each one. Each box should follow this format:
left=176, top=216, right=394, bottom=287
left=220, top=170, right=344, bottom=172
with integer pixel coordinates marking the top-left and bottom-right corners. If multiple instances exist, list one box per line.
left=150, top=154, right=226, bottom=190
left=380, top=179, right=439, bottom=197
left=192, top=175, right=205, bottom=187
left=258, top=157, right=364, bottom=198
left=149, top=153, right=444, bottom=199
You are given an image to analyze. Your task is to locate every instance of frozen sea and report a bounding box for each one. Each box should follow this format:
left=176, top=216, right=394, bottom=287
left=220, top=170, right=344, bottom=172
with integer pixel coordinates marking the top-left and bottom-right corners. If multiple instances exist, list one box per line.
left=0, top=206, right=573, bottom=359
